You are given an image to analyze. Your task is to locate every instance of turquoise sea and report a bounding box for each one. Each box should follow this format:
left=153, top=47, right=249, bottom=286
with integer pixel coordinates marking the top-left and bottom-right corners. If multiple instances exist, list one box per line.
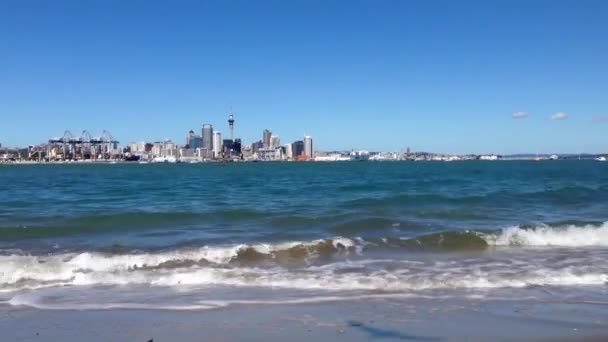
left=1, top=161, right=607, bottom=310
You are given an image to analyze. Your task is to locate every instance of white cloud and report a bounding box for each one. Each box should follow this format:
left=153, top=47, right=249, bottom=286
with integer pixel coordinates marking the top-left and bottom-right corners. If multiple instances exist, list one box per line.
left=512, top=111, right=528, bottom=119
left=550, top=112, right=568, bottom=121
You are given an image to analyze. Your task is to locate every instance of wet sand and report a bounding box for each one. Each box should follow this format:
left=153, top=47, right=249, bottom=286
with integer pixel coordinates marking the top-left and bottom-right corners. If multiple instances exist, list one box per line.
left=1, top=297, right=607, bottom=341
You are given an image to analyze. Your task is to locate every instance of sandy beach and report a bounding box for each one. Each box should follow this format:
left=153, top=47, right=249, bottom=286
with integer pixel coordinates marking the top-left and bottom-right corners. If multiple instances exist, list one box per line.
left=2, top=297, right=607, bottom=342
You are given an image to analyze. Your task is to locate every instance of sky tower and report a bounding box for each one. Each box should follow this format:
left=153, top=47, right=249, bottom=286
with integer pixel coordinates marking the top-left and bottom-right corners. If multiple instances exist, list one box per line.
left=228, top=110, right=235, bottom=141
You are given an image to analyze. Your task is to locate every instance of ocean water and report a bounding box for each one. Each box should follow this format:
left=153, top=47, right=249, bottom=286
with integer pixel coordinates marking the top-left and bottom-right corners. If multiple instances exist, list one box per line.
left=1, top=161, right=607, bottom=310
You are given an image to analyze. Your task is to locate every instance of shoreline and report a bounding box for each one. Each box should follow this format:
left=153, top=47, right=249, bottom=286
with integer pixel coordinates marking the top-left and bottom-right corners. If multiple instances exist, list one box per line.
left=2, top=297, right=607, bottom=341
left=1, top=158, right=606, bottom=165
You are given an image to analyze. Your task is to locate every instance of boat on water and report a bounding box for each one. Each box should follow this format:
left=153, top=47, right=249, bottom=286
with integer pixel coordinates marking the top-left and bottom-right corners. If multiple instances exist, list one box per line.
left=151, top=156, right=177, bottom=163
left=350, top=150, right=370, bottom=161
left=123, top=154, right=141, bottom=162
left=314, top=154, right=352, bottom=162
left=596, top=156, right=607, bottom=162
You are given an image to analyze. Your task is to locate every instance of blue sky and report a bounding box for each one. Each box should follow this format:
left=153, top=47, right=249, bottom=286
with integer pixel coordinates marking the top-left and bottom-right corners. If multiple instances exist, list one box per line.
left=1, top=0, right=607, bottom=154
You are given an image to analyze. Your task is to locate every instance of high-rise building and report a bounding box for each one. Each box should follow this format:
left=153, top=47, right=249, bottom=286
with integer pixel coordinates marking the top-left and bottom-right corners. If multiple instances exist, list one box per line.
left=251, top=140, right=263, bottom=153
left=130, top=142, right=146, bottom=153
left=304, top=135, right=313, bottom=159
left=263, top=129, right=272, bottom=147
left=223, top=139, right=242, bottom=157
left=284, top=144, right=293, bottom=159
left=213, top=131, right=222, bottom=159
left=292, top=140, right=304, bottom=158
left=186, top=130, right=202, bottom=149
left=186, top=130, right=195, bottom=147
left=202, top=124, right=213, bottom=157
left=233, top=139, right=242, bottom=155
left=270, top=135, right=280, bottom=149
left=202, top=124, right=213, bottom=150
left=191, top=136, right=202, bottom=150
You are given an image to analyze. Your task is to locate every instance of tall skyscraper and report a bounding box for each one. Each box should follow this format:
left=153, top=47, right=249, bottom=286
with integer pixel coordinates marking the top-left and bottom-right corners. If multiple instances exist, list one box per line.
left=213, top=131, right=222, bottom=159
left=284, top=144, right=293, bottom=159
left=186, top=130, right=202, bottom=149
left=292, top=140, right=304, bottom=158
left=263, top=129, right=272, bottom=147
left=186, top=130, right=195, bottom=147
left=223, top=138, right=242, bottom=156
left=304, top=135, right=313, bottom=159
left=270, top=135, right=280, bottom=149
left=251, top=140, right=263, bottom=153
left=202, top=124, right=213, bottom=152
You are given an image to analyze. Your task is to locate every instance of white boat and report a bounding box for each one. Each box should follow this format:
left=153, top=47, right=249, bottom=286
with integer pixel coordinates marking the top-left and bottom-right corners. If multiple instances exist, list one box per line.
left=596, top=156, right=607, bottom=162
left=479, top=155, right=499, bottom=161
left=314, top=154, right=352, bottom=162
left=151, top=156, right=177, bottom=163
left=350, top=150, right=370, bottom=161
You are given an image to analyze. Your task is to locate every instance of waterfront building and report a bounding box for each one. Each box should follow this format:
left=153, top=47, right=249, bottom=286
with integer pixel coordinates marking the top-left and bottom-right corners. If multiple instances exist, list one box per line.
left=152, top=142, right=163, bottom=156
left=292, top=140, right=304, bottom=158
left=198, top=148, right=211, bottom=159
left=163, top=140, right=176, bottom=151
left=233, top=139, right=242, bottom=155
left=275, top=146, right=285, bottom=160
left=270, top=135, right=280, bottom=149
left=251, top=140, right=263, bottom=153
left=304, top=136, right=313, bottom=159
left=186, top=130, right=194, bottom=147
left=129, top=142, right=146, bottom=153
left=213, top=131, right=222, bottom=159
left=256, top=147, right=277, bottom=161
left=202, top=124, right=213, bottom=154
left=263, top=129, right=272, bottom=148
left=179, top=148, right=196, bottom=158
left=162, top=140, right=176, bottom=157
left=151, top=140, right=177, bottom=157
left=186, top=130, right=202, bottom=149
left=191, top=136, right=202, bottom=149
left=223, top=139, right=242, bottom=157
left=284, top=144, right=293, bottom=159
left=241, top=144, right=254, bottom=159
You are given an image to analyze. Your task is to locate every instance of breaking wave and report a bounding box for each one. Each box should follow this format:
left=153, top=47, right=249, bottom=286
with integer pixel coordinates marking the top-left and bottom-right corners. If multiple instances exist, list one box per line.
left=0, top=222, right=607, bottom=297
left=484, top=222, right=608, bottom=247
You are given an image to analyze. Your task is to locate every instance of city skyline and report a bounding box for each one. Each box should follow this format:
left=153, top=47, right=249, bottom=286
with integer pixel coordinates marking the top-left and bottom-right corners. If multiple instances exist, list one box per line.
left=1, top=1, right=608, bottom=154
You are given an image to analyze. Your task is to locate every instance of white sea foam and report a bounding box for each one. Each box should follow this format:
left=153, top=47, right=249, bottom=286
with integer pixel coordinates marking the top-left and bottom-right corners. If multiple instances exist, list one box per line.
left=1, top=231, right=607, bottom=295
left=485, top=222, right=608, bottom=247
left=1, top=251, right=607, bottom=292
left=7, top=292, right=444, bottom=311
left=0, top=237, right=356, bottom=288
